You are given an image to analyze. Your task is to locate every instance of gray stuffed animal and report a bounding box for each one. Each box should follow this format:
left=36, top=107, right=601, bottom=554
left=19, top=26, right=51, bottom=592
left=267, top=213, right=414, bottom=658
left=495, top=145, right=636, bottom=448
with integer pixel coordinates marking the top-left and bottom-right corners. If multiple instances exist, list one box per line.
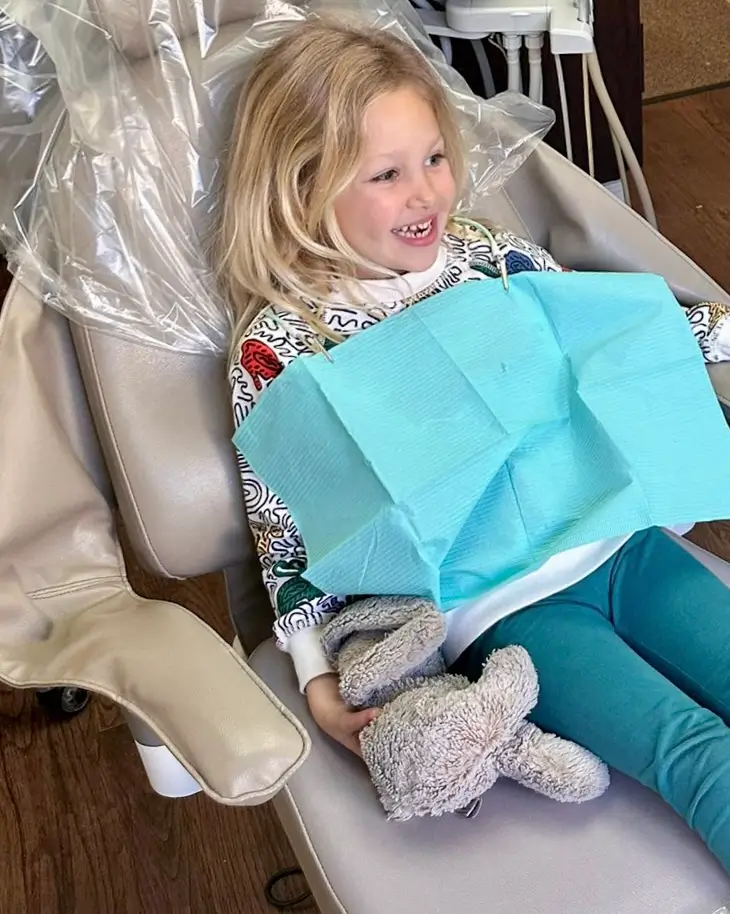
left=321, top=596, right=610, bottom=821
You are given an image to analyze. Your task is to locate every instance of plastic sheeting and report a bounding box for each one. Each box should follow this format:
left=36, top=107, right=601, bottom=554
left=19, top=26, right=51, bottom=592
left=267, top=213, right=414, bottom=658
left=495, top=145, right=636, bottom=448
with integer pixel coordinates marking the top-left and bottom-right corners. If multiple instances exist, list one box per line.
left=0, top=0, right=555, bottom=355
left=0, top=15, right=62, bottom=252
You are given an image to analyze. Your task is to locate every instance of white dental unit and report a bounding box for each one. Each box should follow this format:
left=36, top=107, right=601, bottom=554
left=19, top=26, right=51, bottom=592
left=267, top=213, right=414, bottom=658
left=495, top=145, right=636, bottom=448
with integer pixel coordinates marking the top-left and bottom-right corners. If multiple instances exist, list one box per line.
left=413, top=0, right=657, bottom=227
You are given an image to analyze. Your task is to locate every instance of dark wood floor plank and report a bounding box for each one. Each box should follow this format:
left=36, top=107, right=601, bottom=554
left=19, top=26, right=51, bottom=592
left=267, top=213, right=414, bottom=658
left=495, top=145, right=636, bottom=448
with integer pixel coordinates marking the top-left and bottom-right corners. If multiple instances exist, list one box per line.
left=0, top=687, right=317, bottom=914
left=643, top=86, right=730, bottom=293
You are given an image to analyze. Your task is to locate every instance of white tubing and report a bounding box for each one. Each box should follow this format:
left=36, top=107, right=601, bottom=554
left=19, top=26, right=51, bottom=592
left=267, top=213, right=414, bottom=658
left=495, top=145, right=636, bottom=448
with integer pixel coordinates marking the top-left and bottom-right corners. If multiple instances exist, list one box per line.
left=471, top=37, right=496, bottom=98
left=554, top=53, right=573, bottom=162
left=503, top=33, right=524, bottom=94
left=586, top=50, right=657, bottom=228
left=582, top=53, right=595, bottom=179
left=532, top=62, right=543, bottom=105
left=410, top=0, right=452, bottom=64
left=524, top=33, right=544, bottom=104
left=440, top=34, right=453, bottom=65
left=610, top=127, right=632, bottom=207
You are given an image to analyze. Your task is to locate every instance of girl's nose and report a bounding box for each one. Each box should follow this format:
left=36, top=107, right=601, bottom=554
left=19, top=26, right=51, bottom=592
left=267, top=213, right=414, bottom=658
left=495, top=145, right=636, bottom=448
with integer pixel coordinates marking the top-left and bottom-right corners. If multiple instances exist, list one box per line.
left=408, top=172, right=436, bottom=208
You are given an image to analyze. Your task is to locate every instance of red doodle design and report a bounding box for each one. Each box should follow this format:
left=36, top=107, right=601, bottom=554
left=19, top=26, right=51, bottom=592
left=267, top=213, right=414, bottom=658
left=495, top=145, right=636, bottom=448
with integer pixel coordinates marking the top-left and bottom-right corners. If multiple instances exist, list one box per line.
left=241, top=339, right=284, bottom=391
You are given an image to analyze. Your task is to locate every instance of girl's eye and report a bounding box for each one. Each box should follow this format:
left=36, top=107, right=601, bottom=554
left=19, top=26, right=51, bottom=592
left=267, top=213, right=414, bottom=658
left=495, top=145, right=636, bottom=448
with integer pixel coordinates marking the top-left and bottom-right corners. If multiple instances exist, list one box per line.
left=427, top=152, right=446, bottom=167
left=372, top=168, right=398, bottom=183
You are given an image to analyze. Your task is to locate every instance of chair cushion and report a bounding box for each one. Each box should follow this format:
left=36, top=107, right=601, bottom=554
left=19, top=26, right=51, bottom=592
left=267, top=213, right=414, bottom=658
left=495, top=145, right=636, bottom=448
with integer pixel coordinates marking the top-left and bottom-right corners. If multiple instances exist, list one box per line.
left=249, top=535, right=730, bottom=914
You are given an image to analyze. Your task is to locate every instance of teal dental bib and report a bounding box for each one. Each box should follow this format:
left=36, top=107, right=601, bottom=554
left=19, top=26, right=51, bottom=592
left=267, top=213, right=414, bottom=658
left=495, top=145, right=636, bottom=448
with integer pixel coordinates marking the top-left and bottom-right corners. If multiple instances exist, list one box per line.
left=234, top=271, right=730, bottom=608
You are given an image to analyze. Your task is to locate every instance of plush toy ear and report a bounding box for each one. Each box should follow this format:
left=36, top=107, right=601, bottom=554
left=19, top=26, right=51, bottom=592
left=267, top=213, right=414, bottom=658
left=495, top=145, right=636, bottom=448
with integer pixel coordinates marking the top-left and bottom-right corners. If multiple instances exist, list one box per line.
left=497, top=722, right=610, bottom=803
left=320, top=596, right=443, bottom=665
left=321, top=596, right=447, bottom=709
left=473, top=645, right=540, bottom=731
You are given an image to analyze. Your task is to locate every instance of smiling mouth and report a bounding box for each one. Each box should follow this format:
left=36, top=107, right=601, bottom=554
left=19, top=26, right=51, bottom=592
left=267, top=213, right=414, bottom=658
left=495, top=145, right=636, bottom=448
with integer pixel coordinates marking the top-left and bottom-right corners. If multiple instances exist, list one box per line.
left=392, top=217, right=435, bottom=239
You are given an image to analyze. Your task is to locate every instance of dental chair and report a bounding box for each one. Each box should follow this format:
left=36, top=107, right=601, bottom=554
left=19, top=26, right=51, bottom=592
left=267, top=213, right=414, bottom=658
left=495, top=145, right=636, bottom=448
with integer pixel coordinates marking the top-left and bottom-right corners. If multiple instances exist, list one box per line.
left=2, top=1, right=730, bottom=912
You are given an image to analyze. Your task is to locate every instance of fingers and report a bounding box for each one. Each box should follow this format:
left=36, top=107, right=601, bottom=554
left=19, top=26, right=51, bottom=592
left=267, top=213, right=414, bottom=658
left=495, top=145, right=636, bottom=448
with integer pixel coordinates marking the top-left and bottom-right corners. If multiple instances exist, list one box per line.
left=348, top=736, right=364, bottom=758
left=351, top=707, right=380, bottom=731
left=342, top=708, right=381, bottom=757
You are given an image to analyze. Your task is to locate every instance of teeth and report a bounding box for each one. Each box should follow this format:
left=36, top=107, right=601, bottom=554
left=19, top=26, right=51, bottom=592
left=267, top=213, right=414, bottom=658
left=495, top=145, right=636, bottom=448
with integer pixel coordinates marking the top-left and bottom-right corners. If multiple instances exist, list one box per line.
left=393, top=219, right=433, bottom=238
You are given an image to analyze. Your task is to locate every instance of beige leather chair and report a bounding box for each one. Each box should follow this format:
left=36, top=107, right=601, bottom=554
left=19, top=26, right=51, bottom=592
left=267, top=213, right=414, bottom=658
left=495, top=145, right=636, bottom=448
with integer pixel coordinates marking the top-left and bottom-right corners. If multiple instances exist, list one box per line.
left=2, top=2, right=730, bottom=911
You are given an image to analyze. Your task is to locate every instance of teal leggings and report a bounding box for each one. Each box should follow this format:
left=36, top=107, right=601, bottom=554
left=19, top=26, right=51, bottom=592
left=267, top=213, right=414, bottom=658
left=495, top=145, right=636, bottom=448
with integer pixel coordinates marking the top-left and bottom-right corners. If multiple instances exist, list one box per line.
left=451, top=527, right=730, bottom=873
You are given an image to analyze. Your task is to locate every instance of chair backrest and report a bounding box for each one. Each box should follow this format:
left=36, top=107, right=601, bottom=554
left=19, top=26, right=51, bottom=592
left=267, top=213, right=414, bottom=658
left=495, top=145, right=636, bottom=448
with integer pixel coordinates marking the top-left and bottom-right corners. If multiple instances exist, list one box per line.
left=40, top=3, right=730, bottom=619
left=0, top=14, right=63, bottom=248
left=92, top=0, right=267, bottom=59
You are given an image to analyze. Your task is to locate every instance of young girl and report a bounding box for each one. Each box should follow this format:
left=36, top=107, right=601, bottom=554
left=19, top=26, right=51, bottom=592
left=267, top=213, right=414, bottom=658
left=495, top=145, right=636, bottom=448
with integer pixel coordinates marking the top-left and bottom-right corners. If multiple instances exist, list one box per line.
left=218, top=19, right=730, bottom=872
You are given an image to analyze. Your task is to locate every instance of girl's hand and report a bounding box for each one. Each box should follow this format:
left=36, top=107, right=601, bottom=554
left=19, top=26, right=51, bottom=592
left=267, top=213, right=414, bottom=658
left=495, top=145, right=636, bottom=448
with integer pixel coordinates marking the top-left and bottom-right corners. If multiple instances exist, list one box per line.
left=305, top=673, right=380, bottom=757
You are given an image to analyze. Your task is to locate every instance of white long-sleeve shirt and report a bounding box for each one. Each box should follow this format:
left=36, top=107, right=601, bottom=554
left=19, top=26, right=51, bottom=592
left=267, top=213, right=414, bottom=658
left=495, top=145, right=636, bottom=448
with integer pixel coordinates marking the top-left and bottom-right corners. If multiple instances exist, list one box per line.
left=229, top=220, right=730, bottom=690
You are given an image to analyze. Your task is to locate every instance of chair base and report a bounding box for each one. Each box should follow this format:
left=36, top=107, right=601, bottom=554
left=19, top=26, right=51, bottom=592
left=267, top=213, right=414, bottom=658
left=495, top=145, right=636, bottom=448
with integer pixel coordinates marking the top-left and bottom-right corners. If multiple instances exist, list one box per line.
left=133, top=741, right=203, bottom=798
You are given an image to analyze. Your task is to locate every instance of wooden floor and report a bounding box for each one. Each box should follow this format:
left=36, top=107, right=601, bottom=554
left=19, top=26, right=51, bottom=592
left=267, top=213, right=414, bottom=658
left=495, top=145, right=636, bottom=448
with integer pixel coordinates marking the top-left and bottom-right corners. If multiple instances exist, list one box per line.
left=643, top=86, right=730, bottom=560
left=1, top=87, right=730, bottom=914
left=643, top=86, right=730, bottom=294
left=0, top=532, right=318, bottom=914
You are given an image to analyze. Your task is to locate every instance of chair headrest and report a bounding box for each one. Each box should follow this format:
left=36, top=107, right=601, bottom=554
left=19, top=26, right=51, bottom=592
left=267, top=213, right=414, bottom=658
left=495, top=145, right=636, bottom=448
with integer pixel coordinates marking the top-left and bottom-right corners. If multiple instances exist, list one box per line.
left=3, top=0, right=553, bottom=356
left=92, top=0, right=272, bottom=59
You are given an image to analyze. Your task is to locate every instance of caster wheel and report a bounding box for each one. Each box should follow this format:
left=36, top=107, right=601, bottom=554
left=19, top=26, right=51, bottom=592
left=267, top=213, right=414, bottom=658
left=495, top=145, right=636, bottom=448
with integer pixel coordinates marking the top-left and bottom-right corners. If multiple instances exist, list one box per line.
left=36, top=687, right=91, bottom=718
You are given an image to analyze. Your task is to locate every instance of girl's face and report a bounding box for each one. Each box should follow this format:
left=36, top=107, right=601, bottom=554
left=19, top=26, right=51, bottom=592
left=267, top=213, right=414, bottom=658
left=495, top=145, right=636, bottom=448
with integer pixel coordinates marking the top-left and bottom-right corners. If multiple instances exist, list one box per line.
left=333, top=86, right=457, bottom=279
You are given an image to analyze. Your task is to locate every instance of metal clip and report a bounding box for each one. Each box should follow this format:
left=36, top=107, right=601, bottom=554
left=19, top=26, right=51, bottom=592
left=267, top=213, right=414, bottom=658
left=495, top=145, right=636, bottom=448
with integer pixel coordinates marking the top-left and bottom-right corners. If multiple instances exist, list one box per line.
left=455, top=796, right=483, bottom=819
left=452, top=215, right=509, bottom=292
left=311, top=336, right=334, bottom=363
left=498, top=255, right=509, bottom=291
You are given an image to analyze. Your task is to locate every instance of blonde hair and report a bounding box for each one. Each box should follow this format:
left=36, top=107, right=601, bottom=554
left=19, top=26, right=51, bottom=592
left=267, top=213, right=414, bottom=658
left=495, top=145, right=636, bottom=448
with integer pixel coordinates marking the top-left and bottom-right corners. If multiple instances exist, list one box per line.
left=215, top=18, right=466, bottom=355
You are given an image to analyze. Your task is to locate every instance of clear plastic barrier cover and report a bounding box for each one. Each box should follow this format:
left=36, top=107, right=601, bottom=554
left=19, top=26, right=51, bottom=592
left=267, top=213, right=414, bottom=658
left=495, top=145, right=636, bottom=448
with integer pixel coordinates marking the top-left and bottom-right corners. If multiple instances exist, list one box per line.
left=0, top=0, right=554, bottom=354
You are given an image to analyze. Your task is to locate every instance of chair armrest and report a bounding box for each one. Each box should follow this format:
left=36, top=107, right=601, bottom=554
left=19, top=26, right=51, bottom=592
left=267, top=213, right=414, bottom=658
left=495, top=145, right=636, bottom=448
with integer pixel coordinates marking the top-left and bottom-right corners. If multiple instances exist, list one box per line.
left=1, top=572, right=309, bottom=805
left=0, top=273, right=308, bottom=804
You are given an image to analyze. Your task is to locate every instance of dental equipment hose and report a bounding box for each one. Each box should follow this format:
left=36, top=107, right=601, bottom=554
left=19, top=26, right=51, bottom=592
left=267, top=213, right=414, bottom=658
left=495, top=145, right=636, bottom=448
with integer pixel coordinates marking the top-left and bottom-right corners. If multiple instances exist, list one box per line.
left=554, top=53, right=573, bottom=162
left=586, top=50, right=657, bottom=229
left=582, top=53, right=595, bottom=179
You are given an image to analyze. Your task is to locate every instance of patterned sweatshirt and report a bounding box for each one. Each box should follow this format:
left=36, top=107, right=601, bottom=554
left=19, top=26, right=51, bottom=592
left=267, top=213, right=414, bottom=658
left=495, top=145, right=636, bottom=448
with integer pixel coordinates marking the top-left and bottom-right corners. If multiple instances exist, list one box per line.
left=229, top=220, right=730, bottom=690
